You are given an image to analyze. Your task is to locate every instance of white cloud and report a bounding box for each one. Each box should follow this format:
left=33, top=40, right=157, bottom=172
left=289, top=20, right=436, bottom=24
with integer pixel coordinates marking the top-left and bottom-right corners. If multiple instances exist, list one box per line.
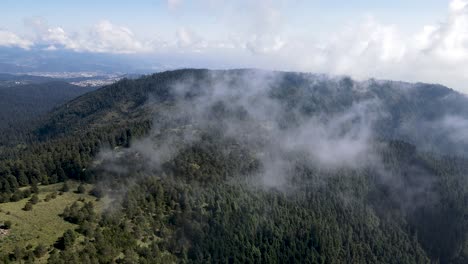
left=6, top=0, right=468, bottom=92
left=44, top=45, right=57, bottom=51
left=222, top=0, right=286, bottom=55
left=23, top=17, right=76, bottom=48
left=255, top=0, right=468, bottom=92
left=0, top=29, right=33, bottom=49
left=83, top=20, right=150, bottom=53
left=450, top=0, right=468, bottom=12
left=415, top=0, right=468, bottom=61
left=45, top=27, right=80, bottom=50
left=176, top=27, right=201, bottom=48
left=246, top=35, right=286, bottom=54
left=24, top=19, right=153, bottom=54
left=309, top=18, right=407, bottom=76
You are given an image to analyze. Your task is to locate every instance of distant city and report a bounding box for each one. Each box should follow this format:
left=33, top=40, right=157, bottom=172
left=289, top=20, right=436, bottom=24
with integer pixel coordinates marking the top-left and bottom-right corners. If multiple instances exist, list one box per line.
left=27, top=72, right=127, bottom=87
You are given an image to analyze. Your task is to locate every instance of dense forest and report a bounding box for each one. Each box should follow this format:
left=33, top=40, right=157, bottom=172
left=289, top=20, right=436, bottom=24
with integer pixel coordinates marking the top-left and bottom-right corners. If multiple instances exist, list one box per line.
left=0, top=73, right=55, bottom=87
left=1, top=69, right=468, bottom=263
left=0, top=80, right=96, bottom=144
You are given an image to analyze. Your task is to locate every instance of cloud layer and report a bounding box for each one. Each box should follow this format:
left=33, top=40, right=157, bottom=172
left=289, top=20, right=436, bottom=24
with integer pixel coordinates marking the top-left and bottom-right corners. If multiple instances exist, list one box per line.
left=0, top=29, right=33, bottom=49
left=22, top=18, right=152, bottom=54
left=3, top=0, right=468, bottom=92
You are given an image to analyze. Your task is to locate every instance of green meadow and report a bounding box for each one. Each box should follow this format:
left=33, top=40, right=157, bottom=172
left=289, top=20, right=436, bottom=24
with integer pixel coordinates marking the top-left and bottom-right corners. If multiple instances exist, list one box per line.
left=0, top=181, right=107, bottom=262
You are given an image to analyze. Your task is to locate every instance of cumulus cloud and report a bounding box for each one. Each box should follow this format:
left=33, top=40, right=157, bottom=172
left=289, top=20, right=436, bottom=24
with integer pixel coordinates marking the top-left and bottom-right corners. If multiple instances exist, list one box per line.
left=415, top=0, right=468, bottom=61
left=175, top=27, right=205, bottom=50
left=22, top=18, right=153, bottom=54
left=83, top=20, right=151, bottom=53
left=450, top=0, right=468, bottom=12
left=299, top=17, right=407, bottom=78
left=258, top=0, right=468, bottom=92
left=0, top=29, right=33, bottom=49
left=217, top=0, right=287, bottom=55
left=144, top=0, right=442, bottom=87
left=24, top=17, right=78, bottom=49
left=45, top=27, right=80, bottom=50
left=183, top=0, right=468, bottom=92
left=5, top=0, right=468, bottom=91
left=246, top=35, right=286, bottom=54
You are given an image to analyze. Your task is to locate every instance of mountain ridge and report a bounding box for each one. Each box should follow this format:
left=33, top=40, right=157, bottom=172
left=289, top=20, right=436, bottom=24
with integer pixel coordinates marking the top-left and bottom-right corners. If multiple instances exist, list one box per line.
left=2, top=69, right=468, bottom=263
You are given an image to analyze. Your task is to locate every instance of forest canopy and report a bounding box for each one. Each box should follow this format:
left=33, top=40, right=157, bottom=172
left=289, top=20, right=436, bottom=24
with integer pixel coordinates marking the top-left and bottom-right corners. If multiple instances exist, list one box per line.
left=1, top=69, right=468, bottom=263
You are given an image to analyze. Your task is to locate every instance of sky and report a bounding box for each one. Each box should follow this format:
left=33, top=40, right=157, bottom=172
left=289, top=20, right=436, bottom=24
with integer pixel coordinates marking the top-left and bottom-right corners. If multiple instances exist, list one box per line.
left=3, top=0, right=468, bottom=92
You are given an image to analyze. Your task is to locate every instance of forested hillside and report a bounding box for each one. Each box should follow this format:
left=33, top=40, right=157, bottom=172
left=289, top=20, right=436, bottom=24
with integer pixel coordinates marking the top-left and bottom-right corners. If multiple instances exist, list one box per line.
left=0, top=81, right=96, bottom=144
left=1, top=69, right=468, bottom=263
left=0, top=73, right=55, bottom=87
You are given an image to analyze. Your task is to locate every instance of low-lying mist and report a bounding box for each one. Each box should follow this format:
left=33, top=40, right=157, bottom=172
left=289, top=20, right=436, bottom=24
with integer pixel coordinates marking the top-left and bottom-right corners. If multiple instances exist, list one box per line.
left=85, top=69, right=468, bottom=263
left=92, top=69, right=468, bottom=211
left=97, top=72, right=374, bottom=181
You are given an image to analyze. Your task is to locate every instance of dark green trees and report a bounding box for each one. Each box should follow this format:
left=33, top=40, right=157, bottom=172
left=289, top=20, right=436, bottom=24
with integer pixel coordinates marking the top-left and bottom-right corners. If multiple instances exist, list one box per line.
left=56, top=229, right=76, bottom=250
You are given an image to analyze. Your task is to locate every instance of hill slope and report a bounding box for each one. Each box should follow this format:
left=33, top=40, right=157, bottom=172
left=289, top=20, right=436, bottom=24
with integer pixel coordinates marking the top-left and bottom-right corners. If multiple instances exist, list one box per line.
left=0, top=73, right=55, bottom=87
left=1, top=69, right=468, bottom=263
left=34, top=69, right=468, bottom=155
left=0, top=81, right=96, bottom=143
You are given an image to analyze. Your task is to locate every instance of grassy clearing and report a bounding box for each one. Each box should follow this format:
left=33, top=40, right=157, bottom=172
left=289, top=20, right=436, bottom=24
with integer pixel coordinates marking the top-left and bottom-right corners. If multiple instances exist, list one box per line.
left=0, top=181, right=107, bottom=261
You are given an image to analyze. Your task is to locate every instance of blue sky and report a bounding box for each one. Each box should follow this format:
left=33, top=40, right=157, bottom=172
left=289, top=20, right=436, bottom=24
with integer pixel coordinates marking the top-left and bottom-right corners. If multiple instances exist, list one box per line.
left=3, top=0, right=468, bottom=92
left=1, top=0, right=447, bottom=36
